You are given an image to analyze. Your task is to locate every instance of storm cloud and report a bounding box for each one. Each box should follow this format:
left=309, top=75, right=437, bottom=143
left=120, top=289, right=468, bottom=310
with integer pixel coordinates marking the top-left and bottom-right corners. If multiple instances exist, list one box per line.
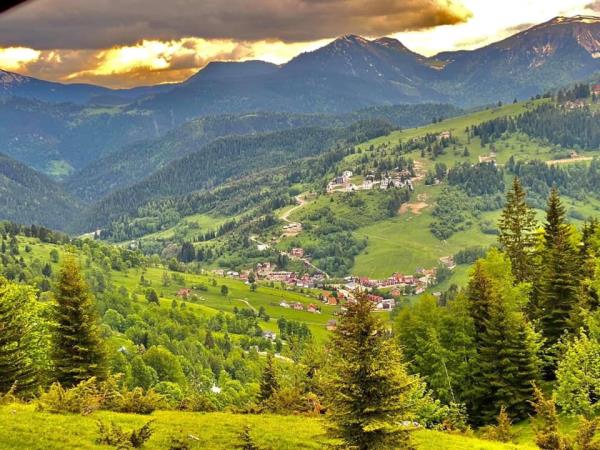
left=0, top=0, right=471, bottom=49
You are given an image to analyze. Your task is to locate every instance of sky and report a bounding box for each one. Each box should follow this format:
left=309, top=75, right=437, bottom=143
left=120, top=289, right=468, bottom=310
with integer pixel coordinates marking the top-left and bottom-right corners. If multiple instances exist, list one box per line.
left=0, top=0, right=598, bottom=88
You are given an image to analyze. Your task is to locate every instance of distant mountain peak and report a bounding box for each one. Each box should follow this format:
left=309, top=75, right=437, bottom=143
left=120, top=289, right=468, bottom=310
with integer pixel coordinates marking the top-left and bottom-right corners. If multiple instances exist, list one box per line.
left=336, top=34, right=369, bottom=44
left=548, top=15, right=600, bottom=25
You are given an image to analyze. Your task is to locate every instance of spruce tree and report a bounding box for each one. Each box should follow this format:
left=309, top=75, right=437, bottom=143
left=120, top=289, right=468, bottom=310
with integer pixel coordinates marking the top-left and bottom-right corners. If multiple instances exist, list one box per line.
left=466, top=251, right=540, bottom=425
left=52, top=256, right=107, bottom=387
left=258, top=353, right=278, bottom=403
left=536, top=188, right=580, bottom=361
left=0, top=278, right=37, bottom=394
left=498, top=177, right=538, bottom=283
left=326, top=293, right=416, bottom=450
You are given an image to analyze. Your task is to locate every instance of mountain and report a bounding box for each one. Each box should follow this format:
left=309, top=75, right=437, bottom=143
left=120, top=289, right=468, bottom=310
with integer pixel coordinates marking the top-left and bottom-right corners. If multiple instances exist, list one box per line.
left=3, top=16, right=600, bottom=117
left=134, top=16, right=600, bottom=119
left=0, top=69, right=173, bottom=105
left=131, top=36, right=447, bottom=123
left=433, top=16, right=600, bottom=103
left=0, top=153, right=82, bottom=229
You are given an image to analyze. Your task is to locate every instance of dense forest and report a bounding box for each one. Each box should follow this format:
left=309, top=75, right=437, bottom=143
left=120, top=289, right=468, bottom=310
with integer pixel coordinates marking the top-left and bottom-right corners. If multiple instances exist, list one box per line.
left=0, top=154, right=82, bottom=230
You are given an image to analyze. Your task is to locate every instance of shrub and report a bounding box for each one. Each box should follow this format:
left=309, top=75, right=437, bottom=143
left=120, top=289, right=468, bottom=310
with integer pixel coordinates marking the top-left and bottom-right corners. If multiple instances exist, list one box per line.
left=117, top=387, right=165, bottom=414
left=482, top=406, right=515, bottom=443
left=37, top=378, right=103, bottom=415
left=178, top=393, right=218, bottom=412
left=154, top=381, right=184, bottom=406
left=236, top=425, right=260, bottom=450
left=96, top=420, right=153, bottom=449
left=37, top=377, right=164, bottom=415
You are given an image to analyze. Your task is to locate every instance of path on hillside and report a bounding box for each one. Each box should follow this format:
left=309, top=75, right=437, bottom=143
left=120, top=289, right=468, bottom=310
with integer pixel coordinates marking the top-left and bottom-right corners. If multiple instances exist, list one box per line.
left=237, top=298, right=257, bottom=313
left=546, top=156, right=593, bottom=165
left=279, top=194, right=307, bottom=223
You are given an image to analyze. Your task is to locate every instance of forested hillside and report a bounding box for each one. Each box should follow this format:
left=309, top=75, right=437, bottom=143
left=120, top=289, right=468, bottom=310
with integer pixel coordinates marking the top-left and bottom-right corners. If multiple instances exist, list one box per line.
left=66, top=104, right=460, bottom=202
left=0, top=154, right=82, bottom=229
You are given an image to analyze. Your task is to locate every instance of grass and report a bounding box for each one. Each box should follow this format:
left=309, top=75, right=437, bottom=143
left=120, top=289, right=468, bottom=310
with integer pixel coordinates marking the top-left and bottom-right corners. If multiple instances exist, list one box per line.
left=136, top=213, right=232, bottom=242
left=0, top=403, right=538, bottom=450
left=45, top=159, right=74, bottom=179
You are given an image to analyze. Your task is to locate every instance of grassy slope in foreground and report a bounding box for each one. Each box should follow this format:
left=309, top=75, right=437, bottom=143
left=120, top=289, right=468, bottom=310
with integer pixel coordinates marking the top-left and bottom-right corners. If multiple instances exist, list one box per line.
left=0, top=403, right=537, bottom=450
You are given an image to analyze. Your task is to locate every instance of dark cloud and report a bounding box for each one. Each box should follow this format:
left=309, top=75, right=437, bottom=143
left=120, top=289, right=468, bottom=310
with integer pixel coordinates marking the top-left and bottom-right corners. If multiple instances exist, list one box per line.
left=0, top=0, right=471, bottom=49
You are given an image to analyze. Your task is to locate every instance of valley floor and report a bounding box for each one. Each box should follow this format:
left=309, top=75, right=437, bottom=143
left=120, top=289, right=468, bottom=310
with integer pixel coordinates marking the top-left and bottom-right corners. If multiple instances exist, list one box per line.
left=0, top=404, right=537, bottom=450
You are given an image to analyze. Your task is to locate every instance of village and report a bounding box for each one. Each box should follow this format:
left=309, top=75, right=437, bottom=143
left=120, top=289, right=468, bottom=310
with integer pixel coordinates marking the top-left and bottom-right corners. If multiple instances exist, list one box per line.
left=326, top=169, right=415, bottom=193
left=208, top=251, right=457, bottom=331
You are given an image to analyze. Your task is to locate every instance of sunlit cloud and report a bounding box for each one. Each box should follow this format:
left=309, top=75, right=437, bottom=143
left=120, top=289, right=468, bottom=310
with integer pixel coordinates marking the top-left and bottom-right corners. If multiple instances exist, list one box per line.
left=0, top=47, right=40, bottom=71
left=395, top=0, right=600, bottom=56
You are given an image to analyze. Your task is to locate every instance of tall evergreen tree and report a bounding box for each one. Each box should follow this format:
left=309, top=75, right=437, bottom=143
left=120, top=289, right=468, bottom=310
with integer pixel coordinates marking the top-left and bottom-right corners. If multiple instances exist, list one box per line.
left=536, top=188, right=581, bottom=361
left=498, top=177, right=538, bottom=283
left=258, top=353, right=278, bottom=403
left=466, top=251, right=540, bottom=425
left=326, top=293, right=416, bottom=450
left=52, top=256, right=107, bottom=387
left=0, top=278, right=37, bottom=394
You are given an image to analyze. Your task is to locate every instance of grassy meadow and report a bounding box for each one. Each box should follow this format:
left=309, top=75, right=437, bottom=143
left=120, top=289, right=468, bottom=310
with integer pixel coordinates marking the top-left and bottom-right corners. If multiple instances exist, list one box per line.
left=0, top=403, right=540, bottom=450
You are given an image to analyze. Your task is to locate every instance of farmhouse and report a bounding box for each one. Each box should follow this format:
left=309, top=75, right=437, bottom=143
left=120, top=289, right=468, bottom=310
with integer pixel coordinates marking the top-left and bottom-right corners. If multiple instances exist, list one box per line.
left=290, top=247, right=305, bottom=258
left=262, top=331, right=277, bottom=341
left=326, top=319, right=338, bottom=331
left=438, top=131, right=452, bottom=140
left=307, top=304, right=319, bottom=313
left=375, top=298, right=396, bottom=311
left=292, top=302, right=304, bottom=311
left=439, top=256, right=456, bottom=270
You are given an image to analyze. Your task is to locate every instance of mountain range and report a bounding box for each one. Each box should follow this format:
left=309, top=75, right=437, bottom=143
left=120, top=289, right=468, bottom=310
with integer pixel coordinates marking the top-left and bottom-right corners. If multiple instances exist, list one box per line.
left=2, top=15, right=600, bottom=231
left=2, top=15, right=600, bottom=119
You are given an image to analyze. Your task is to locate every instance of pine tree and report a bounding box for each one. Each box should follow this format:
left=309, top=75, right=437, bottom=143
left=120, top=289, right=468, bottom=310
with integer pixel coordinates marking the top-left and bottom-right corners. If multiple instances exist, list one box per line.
left=536, top=188, right=580, bottom=363
left=258, top=353, right=278, bottom=403
left=52, top=256, right=107, bottom=387
left=0, top=278, right=37, bottom=394
left=326, top=293, right=416, bottom=450
left=498, top=177, right=538, bottom=283
left=204, top=330, right=215, bottom=349
left=466, top=251, right=540, bottom=425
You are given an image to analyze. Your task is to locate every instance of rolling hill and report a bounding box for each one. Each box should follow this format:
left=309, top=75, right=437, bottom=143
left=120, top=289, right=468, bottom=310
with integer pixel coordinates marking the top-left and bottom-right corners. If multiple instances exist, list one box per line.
left=0, top=153, right=82, bottom=229
left=65, top=104, right=462, bottom=202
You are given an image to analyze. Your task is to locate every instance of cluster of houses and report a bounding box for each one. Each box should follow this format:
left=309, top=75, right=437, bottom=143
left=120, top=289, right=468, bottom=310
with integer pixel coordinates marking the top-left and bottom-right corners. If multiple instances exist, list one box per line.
left=342, top=267, right=439, bottom=296
left=257, top=262, right=327, bottom=288
left=326, top=169, right=414, bottom=193
left=279, top=300, right=321, bottom=313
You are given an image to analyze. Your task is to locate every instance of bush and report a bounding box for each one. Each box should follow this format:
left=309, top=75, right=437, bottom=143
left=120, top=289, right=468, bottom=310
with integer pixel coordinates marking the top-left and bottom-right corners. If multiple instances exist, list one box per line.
left=96, top=420, right=153, bottom=448
left=482, top=406, right=515, bottom=443
left=37, top=378, right=103, bottom=415
left=154, top=382, right=184, bottom=406
left=37, top=377, right=164, bottom=415
left=117, top=387, right=165, bottom=414
left=178, top=393, right=218, bottom=412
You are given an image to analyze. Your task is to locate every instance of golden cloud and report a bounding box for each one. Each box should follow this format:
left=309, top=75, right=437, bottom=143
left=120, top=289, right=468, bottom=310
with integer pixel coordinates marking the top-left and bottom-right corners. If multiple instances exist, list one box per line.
left=0, top=38, right=331, bottom=88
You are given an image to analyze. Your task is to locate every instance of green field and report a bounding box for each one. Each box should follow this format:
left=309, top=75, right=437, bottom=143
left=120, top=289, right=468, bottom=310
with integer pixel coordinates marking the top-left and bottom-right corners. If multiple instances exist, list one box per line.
left=136, top=213, right=232, bottom=242
left=0, top=403, right=538, bottom=450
